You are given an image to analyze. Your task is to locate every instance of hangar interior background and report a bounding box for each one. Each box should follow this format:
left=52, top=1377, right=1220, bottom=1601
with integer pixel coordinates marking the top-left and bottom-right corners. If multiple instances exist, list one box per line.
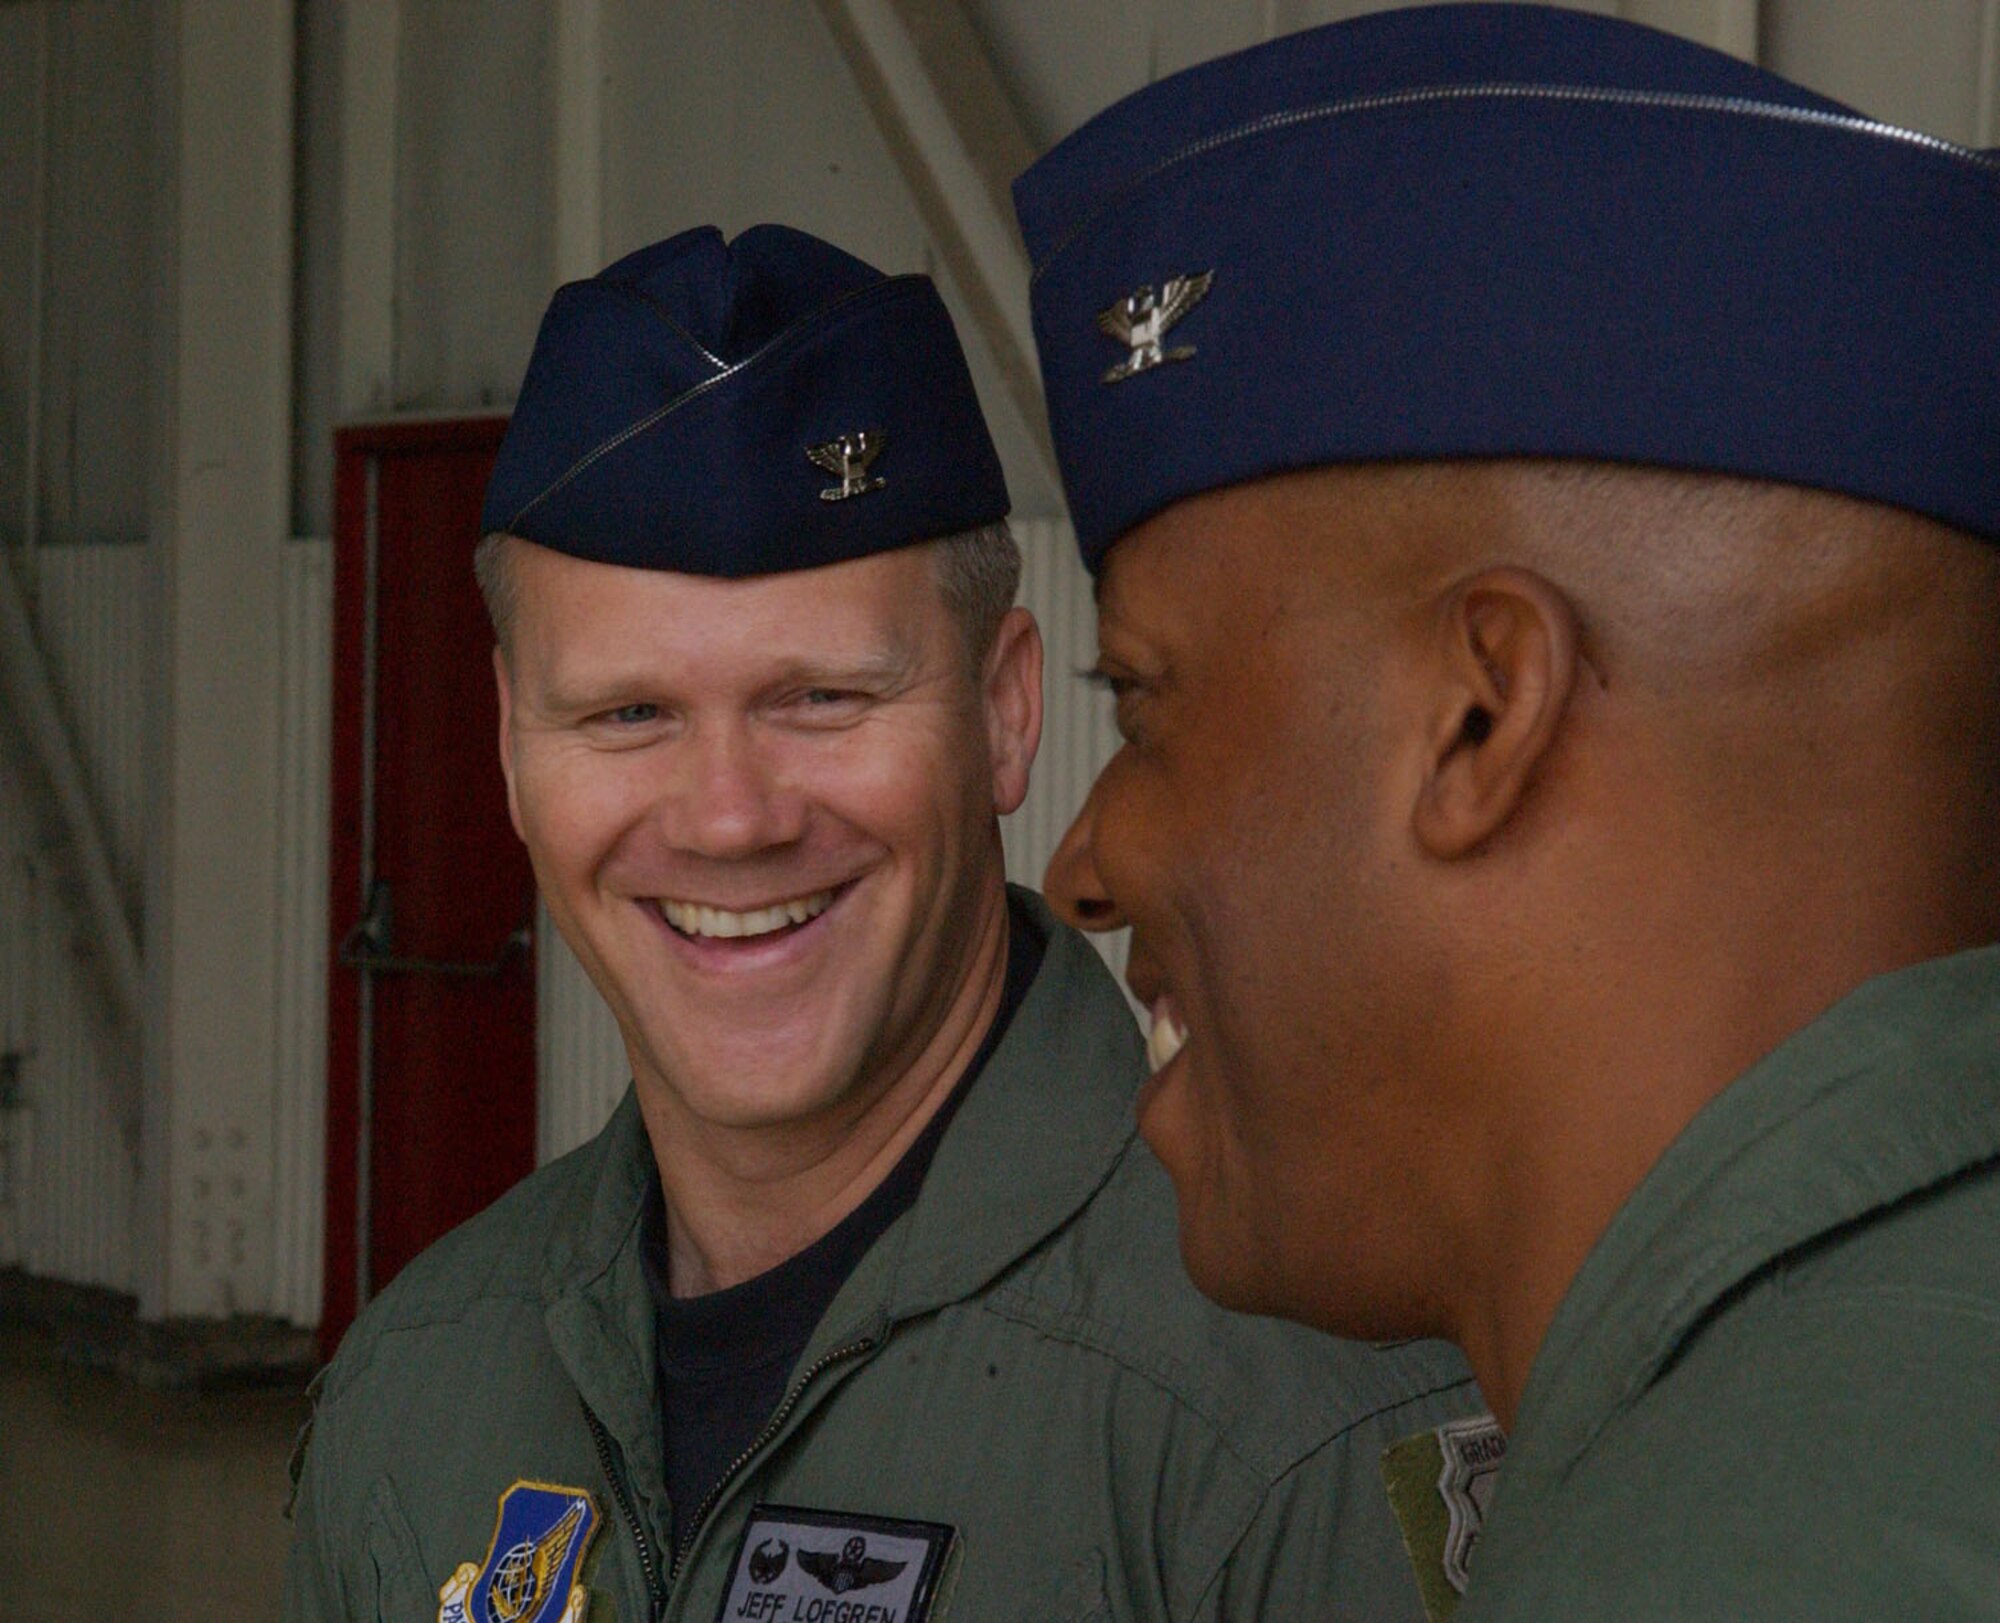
left=0, top=0, right=1992, bottom=1375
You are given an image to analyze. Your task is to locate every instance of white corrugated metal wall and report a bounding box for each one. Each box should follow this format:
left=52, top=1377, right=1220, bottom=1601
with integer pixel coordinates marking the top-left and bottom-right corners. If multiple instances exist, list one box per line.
left=2, top=0, right=1996, bottom=1321
left=269, top=541, right=333, bottom=1327
left=537, top=926, right=628, bottom=1163
left=0, top=545, right=147, bottom=1292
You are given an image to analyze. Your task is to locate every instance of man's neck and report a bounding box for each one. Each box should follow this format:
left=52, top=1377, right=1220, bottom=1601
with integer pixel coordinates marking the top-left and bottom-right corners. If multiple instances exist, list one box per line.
left=1449, top=882, right=2000, bottom=1430
left=636, top=887, right=1014, bottom=1297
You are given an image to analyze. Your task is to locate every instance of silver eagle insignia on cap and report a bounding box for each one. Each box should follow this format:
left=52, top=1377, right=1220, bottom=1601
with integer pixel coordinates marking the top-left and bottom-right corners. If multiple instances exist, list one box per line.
left=1097, top=272, right=1214, bottom=384
left=808, top=430, right=887, bottom=501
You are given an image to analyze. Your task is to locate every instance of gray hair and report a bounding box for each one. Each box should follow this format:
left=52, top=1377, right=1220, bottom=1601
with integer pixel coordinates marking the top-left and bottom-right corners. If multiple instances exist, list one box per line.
left=928, top=520, right=1023, bottom=665
left=472, top=531, right=520, bottom=650
left=475, top=521, right=1021, bottom=665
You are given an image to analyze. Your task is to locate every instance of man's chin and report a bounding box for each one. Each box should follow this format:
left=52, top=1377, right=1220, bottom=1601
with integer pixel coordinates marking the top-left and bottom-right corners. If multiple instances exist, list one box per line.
left=1168, top=1202, right=1279, bottom=1316
left=636, top=1031, right=853, bottom=1126
left=1179, top=1225, right=1434, bottom=1343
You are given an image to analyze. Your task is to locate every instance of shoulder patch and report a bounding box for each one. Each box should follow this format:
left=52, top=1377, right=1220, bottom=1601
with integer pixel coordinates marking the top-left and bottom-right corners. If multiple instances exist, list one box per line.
left=439, top=1480, right=601, bottom=1623
left=1380, top=1413, right=1508, bottom=1621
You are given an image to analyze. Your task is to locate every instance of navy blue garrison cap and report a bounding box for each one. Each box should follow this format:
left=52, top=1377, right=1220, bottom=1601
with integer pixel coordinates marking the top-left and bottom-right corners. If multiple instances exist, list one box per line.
left=483, top=224, right=1009, bottom=574
left=1013, top=2, right=2000, bottom=573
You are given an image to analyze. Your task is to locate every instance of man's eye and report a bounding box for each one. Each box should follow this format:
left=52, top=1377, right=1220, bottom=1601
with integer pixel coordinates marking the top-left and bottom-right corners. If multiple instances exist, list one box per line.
left=605, top=702, right=659, bottom=726
left=1080, top=665, right=1154, bottom=745
left=1079, top=665, right=1138, bottom=702
left=788, top=687, right=869, bottom=714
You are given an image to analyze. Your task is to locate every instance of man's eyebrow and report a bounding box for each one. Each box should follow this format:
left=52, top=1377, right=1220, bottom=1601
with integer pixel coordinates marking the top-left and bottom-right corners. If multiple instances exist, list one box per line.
left=779, top=646, right=916, bottom=684
left=531, top=671, right=656, bottom=714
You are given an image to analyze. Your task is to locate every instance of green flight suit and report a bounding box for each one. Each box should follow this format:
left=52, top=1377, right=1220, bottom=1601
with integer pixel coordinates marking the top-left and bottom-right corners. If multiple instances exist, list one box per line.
left=1459, top=946, right=2000, bottom=1621
left=285, top=898, right=1477, bottom=1623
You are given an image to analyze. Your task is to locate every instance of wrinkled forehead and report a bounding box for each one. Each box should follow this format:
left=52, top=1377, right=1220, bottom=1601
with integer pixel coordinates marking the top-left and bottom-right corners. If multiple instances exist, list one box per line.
left=508, top=535, right=947, bottom=680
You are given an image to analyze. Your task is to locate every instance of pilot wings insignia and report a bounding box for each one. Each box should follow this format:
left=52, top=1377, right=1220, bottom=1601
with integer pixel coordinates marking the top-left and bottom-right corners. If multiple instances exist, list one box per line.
left=797, top=1535, right=909, bottom=1595
left=807, top=430, right=887, bottom=501
left=1096, top=271, right=1214, bottom=384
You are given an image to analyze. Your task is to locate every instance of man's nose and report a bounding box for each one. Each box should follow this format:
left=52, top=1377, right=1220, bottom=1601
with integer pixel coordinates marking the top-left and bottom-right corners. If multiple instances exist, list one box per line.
left=1043, top=781, right=1127, bottom=932
left=665, top=723, right=804, bottom=858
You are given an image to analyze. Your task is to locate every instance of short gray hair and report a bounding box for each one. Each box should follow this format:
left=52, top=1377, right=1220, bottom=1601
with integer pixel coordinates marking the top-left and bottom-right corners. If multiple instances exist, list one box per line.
left=473, top=531, right=519, bottom=649
left=928, top=520, right=1022, bottom=664
left=474, top=520, right=1021, bottom=662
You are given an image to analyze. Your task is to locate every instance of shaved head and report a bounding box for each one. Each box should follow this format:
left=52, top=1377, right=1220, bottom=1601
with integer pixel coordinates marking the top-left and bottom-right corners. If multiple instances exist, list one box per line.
left=1045, top=454, right=2000, bottom=1408
left=1277, top=459, right=2000, bottom=845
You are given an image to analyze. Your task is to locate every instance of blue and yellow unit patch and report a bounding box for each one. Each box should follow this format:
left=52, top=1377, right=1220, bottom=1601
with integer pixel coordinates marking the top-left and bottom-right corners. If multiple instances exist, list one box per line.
left=439, top=1481, right=601, bottom=1623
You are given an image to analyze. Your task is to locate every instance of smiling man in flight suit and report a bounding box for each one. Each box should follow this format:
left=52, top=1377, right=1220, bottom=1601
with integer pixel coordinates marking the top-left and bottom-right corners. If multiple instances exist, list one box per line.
left=1019, top=5, right=2000, bottom=1619
left=280, top=223, right=1477, bottom=1623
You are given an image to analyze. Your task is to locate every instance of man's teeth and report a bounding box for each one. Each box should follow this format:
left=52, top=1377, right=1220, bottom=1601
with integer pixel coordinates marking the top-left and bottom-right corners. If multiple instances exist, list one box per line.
left=1146, top=1002, right=1189, bottom=1073
left=661, top=889, right=834, bottom=940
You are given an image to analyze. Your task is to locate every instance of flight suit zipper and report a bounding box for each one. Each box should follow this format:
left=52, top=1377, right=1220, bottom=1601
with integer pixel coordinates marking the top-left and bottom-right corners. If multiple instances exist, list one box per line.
left=580, top=1333, right=882, bottom=1623
left=669, top=1333, right=881, bottom=1583
left=582, top=1399, right=670, bottom=1623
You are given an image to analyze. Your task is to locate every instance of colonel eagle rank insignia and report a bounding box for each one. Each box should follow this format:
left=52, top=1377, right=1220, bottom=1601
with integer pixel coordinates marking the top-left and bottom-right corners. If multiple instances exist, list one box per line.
left=1097, top=272, right=1214, bottom=383
left=808, top=429, right=887, bottom=501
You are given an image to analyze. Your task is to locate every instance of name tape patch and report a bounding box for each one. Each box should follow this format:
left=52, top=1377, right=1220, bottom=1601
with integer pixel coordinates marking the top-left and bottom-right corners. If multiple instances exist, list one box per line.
left=718, top=1504, right=955, bottom=1623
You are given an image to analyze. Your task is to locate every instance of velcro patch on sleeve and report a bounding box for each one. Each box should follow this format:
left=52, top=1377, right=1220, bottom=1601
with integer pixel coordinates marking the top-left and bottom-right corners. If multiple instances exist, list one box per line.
left=1380, top=1412, right=1508, bottom=1622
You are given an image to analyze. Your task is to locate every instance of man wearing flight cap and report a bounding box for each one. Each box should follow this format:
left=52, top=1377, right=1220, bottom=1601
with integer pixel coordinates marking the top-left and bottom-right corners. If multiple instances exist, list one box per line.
left=1021, top=4, right=2000, bottom=1618
left=282, top=223, right=1477, bottom=1623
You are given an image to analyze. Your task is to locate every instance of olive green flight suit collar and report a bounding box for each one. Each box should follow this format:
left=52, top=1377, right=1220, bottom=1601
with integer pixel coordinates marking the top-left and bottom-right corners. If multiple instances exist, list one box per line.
left=1509, top=942, right=2000, bottom=1490
left=532, top=892, right=1142, bottom=1546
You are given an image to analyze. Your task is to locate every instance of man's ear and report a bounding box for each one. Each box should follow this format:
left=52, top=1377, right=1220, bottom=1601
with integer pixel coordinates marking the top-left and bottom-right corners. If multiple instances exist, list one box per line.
left=982, top=606, right=1044, bottom=817
left=1413, top=567, right=1580, bottom=860
left=493, top=644, right=527, bottom=841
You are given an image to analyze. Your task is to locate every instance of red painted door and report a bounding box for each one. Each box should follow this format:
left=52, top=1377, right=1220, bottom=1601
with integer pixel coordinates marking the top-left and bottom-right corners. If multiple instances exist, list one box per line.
left=323, top=415, right=536, bottom=1356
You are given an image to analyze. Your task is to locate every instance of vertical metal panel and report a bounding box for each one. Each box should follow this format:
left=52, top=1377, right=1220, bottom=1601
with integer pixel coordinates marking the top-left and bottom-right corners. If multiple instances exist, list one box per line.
left=1001, top=518, right=1131, bottom=992
left=553, top=0, right=606, bottom=285
left=960, top=0, right=1153, bottom=149
left=336, top=0, right=398, bottom=420
left=395, top=1, right=553, bottom=409
left=28, top=551, right=148, bottom=911
left=1618, top=0, right=1758, bottom=59
left=1980, top=0, right=2000, bottom=145
left=536, top=907, right=630, bottom=1163
left=270, top=539, right=331, bottom=1326
left=2, top=543, right=148, bottom=1292
left=0, top=4, right=51, bottom=554
left=1764, top=0, right=1989, bottom=142
left=34, top=2, right=152, bottom=550
left=0, top=733, right=39, bottom=1267
left=0, top=537, right=329, bottom=1309
left=27, top=834, right=133, bottom=1288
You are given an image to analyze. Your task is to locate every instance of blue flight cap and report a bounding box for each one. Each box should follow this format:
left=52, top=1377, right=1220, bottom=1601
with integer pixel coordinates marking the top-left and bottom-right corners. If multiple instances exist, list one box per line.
left=1013, top=3, right=2000, bottom=573
left=483, top=224, right=1010, bottom=574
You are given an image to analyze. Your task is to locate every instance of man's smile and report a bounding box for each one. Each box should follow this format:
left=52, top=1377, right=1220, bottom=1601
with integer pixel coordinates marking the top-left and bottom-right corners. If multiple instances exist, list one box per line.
left=1146, top=995, right=1189, bottom=1073
left=658, top=887, right=838, bottom=940
left=1121, top=946, right=1189, bottom=1076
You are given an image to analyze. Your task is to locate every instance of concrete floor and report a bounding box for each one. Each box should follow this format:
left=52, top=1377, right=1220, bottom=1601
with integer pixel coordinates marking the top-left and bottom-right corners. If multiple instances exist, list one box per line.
left=1, top=1324, right=305, bottom=1621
